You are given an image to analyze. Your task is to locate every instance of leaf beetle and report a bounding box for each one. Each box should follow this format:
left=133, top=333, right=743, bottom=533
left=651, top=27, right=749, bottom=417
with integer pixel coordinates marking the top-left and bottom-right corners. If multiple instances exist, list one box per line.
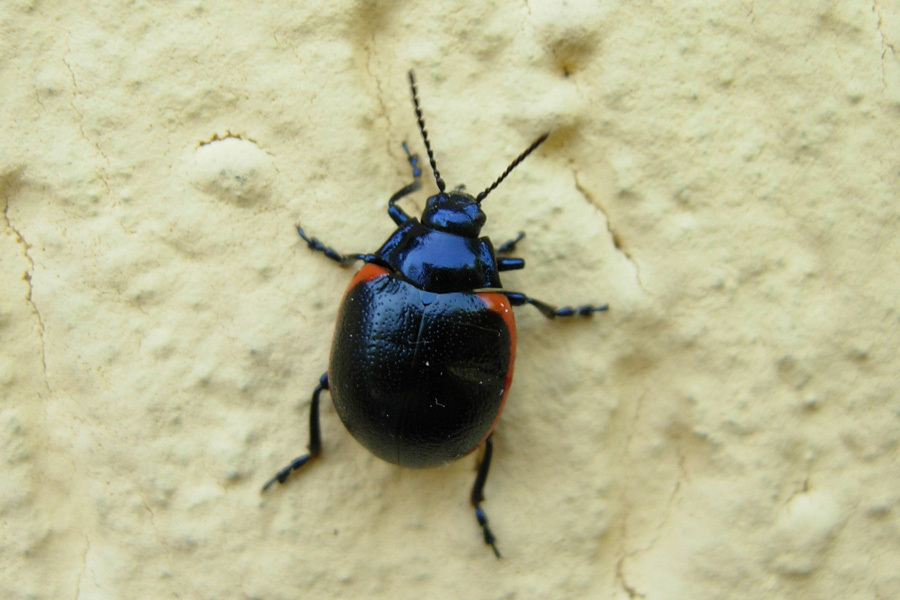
left=264, top=71, right=608, bottom=558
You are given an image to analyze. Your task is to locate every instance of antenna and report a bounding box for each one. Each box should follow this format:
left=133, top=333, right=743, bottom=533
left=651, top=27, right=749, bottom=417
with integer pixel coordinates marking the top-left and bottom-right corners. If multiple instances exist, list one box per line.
left=408, top=70, right=446, bottom=192
left=476, top=132, right=549, bottom=204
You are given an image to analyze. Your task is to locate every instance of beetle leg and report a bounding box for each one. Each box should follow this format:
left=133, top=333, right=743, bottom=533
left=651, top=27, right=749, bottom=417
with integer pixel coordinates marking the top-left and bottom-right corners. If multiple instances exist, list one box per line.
left=498, top=257, right=525, bottom=272
left=471, top=435, right=501, bottom=559
left=262, top=373, right=329, bottom=492
left=496, top=232, right=526, bottom=271
left=295, top=225, right=376, bottom=266
left=503, top=292, right=609, bottom=319
left=496, top=231, right=525, bottom=254
left=387, top=142, right=423, bottom=225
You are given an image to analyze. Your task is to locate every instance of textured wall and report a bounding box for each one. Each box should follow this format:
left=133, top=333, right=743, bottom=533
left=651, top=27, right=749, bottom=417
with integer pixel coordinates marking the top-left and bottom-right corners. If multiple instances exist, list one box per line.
left=2, top=1, right=899, bottom=598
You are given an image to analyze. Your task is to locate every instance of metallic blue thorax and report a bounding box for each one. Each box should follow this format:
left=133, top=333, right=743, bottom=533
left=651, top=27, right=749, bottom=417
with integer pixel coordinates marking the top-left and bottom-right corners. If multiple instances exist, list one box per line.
left=375, top=218, right=501, bottom=293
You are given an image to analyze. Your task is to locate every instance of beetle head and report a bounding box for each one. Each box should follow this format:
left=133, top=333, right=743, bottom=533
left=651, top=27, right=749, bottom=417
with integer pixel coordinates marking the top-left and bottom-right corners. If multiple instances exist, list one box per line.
left=421, top=191, right=486, bottom=237
left=408, top=70, right=549, bottom=237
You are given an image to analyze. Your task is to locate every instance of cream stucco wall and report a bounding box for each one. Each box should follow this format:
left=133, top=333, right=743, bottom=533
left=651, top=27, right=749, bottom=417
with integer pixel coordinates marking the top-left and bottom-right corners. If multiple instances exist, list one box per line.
left=2, top=1, right=899, bottom=598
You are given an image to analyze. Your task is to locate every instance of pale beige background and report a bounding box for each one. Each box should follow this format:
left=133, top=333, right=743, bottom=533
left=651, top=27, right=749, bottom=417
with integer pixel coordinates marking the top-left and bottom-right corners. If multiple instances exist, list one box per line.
left=2, top=1, right=899, bottom=598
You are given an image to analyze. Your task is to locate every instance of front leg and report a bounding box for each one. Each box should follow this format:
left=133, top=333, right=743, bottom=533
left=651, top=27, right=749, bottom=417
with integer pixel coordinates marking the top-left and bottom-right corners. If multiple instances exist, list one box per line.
left=504, top=292, right=608, bottom=319
left=387, top=142, right=423, bottom=225
left=297, top=141, right=424, bottom=265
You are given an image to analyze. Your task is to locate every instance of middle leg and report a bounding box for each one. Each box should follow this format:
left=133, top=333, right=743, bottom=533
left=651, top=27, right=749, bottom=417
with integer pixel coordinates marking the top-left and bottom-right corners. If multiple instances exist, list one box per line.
left=496, top=231, right=525, bottom=254
left=496, top=232, right=526, bottom=272
left=295, top=227, right=375, bottom=266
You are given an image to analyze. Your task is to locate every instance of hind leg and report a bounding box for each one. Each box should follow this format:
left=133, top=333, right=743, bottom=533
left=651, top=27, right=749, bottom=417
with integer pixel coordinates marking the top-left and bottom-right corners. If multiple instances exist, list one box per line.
left=262, top=373, right=329, bottom=491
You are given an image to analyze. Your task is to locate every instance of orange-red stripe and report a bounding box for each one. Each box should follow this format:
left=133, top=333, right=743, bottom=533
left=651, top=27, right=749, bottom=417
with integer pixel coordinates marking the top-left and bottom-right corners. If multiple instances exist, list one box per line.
left=329, top=263, right=390, bottom=379
left=475, top=292, right=517, bottom=447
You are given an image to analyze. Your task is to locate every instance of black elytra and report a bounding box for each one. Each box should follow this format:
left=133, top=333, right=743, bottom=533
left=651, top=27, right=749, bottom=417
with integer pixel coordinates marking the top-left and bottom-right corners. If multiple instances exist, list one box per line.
left=263, top=70, right=609, bottom=558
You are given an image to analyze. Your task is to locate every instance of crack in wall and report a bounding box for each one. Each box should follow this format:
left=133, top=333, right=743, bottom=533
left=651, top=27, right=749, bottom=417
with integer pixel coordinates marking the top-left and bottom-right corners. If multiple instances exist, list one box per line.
left=63, top=37, right=112, bottom=197
left=2, top=196, right=50, bottom=392
left=873, top=0, right=896, bottom=90
left=75, top=534, right=90, bottom=600
left=614, top=388, right=689, bottom=598
left=615, top=556, right=646, bottom=598
left=365, top=49, right=393, bottom=157
left=572, top=170, right=649, bottom=294
left=615, top=389, right=647, bottom=598
left=615, top=452, right=686, bottom=599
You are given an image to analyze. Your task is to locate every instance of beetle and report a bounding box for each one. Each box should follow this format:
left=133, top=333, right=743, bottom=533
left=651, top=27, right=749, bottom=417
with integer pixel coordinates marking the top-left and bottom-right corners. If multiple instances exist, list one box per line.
left=263, top=70, right=607, bottom=557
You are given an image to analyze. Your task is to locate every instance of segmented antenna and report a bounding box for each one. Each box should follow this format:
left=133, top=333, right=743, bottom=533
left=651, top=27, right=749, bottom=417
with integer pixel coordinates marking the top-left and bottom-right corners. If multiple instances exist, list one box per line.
left=476, top=132, right=549, bottom=204
left=408, top=70, right=446, bottom=192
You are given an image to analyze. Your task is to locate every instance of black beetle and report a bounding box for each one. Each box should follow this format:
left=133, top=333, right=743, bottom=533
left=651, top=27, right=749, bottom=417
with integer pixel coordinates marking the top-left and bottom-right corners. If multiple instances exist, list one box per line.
left=264, top=71, right=607, bottom=557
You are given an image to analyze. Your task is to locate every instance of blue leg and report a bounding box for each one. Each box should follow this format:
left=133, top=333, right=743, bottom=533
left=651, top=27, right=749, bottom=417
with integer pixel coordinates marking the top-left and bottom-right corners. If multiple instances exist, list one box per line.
left=471, top=435, right=501, bottom=558
left=262, top=373, right=329, bottom=491
left=497, top=232, right=525, bottom=254
left=496, top=233, right=526, bottom=272
left=295, top=226, right=375, bottom=267
left=388, top=142, right=423, bottom=225
left=504, top=292, right=608, bottom=319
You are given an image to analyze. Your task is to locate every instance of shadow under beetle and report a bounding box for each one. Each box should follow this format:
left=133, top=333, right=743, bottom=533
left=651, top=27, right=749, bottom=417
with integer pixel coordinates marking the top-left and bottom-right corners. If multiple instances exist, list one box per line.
left=263, top=70, right=607, bottom=558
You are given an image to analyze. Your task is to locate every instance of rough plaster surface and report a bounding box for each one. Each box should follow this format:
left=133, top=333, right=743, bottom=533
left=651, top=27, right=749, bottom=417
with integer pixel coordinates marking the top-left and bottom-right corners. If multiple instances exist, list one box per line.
left=2, top=1, right=899, bottom=598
